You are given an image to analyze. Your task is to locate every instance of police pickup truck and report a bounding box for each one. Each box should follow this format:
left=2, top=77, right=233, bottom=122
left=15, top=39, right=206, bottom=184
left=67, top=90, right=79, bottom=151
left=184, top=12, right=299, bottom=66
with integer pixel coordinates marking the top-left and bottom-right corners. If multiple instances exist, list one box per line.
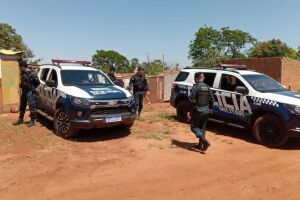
left=170, top=64, right=300, bottom=147
left=36, top=60, right=136, bottom=138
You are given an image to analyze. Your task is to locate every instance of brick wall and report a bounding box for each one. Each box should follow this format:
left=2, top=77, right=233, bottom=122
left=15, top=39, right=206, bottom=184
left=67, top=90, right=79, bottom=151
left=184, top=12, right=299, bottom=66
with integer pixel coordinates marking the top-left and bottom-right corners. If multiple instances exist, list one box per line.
left=281, top=58, right=300, bottom=91
left=147, top=76, right=164, bottom=103
left=223, top=57, right=300, bottom=91
left=222, top=57, right=282, bottom=82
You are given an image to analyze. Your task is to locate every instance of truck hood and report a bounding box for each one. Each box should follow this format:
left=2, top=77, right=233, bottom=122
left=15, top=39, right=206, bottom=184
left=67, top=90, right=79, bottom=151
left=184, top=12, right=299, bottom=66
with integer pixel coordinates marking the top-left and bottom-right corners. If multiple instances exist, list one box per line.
left=63, top=85, right=129, bottom=99
left=259, top=90, right=300, bottom=106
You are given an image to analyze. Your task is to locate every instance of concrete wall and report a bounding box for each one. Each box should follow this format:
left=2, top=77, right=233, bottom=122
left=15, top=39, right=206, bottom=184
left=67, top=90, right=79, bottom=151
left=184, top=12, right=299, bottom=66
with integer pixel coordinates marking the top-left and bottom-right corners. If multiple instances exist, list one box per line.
left=281, top=58, right=300, bottom=91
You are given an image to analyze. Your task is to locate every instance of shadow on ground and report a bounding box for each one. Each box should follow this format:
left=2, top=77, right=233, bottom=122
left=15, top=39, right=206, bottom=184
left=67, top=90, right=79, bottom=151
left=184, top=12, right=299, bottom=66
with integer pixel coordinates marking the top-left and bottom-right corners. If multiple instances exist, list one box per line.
left=171, top=139, right=205, bottom=154
left=174, top=118, right=300, bottom=150
left=37, top=116, right=131, bottom=142
left=74, top=126, right=131, bottom=143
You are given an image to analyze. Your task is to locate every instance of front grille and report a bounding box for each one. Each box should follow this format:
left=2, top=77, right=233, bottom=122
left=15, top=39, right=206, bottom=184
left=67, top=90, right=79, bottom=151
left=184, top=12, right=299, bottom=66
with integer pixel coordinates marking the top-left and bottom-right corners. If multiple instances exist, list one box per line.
left=91, top=106, right=130, bottom=116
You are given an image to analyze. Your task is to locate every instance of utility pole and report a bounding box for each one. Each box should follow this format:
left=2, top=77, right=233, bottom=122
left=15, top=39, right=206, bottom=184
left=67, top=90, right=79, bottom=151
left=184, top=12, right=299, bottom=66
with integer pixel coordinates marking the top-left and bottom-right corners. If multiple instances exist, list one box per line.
left=146, top=53, right=150, bottom=64
left=162, top=54, right=165, bottom=71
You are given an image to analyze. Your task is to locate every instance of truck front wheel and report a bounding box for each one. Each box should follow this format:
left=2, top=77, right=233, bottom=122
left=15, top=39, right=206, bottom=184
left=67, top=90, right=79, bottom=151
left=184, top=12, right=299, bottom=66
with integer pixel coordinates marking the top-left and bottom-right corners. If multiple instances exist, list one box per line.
left=54, top=108, right=79, bottom=139
left=253, top=115, right=288, bottom=147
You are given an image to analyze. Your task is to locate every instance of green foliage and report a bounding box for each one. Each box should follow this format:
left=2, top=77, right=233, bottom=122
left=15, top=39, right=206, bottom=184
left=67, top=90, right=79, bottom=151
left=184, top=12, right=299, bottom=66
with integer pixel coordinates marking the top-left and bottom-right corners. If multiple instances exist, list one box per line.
left=297, top=46, right=300, bottom=59
left=130, top=58, right=140, bottom=70
left=189, top=25, right=257, bottom=67
left=250, top=39, right=299, bottom=60
left=189, top=26, right=223, bottom=67
left=92, top=50, right=131, bottom=73
left=221, top=27, right=257, bottom=59
left=142, top=59, right=166, bottom=76
left=0, top=23, right=34, bottom=59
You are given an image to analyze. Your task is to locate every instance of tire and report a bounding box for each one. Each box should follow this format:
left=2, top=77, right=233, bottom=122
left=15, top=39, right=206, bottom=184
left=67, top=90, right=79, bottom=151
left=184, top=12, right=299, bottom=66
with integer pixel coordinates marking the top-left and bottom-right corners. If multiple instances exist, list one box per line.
left=54, top=108, right=79, bottom=138
left=253, top=115, right=288, bottom=147
left=176, top=100, right=191, bottom=123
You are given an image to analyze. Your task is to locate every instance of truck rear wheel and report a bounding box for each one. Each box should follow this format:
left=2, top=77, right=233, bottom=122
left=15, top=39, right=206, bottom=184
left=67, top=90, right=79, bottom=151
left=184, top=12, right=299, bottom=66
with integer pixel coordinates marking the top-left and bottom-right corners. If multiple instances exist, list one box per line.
left=54, top=108, right=79, bottom=139
left=176, top=100, right=191, bottom=123
left=253, top=115, right=288, bottom=147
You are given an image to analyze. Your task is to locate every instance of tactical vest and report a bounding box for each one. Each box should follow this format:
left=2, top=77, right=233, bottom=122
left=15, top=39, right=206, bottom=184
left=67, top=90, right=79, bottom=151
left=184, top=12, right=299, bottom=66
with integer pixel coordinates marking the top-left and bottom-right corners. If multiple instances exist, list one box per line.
left=195, top=82, right=210, bottom=107
left=20, top=71, right=40, bottom=91
left=132, top=75, right=146, bottom=92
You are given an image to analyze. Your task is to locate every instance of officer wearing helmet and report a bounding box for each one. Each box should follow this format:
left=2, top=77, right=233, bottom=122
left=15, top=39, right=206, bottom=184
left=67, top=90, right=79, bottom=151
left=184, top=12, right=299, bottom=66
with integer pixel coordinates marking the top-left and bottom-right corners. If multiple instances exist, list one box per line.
left=13, top=60, right=40, bottom=127
left=129, top=66, right=150, bottom=116
left=187, top=73, right=214, bottom=151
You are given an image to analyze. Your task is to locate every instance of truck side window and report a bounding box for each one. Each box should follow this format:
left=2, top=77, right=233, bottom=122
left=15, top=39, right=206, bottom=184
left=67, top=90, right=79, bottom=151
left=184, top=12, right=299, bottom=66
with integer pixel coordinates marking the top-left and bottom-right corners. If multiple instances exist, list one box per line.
left=220, top=74, right=247, bottom=92
left=175, top=72, right=189, bottom=82
left=49, top=69, right=58, bottom=87
left=203, top=73, right=216, bottom=87
left=40, top=68, right=50, bottom=82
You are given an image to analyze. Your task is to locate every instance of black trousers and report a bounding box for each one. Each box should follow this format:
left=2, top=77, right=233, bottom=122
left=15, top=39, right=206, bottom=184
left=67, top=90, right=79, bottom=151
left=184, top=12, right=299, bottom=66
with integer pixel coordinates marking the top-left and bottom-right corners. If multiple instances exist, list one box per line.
left=19, top=90, right=37, bottom=120
left=134, top=91, right=145, bottom=113
left=190, top=106, right=210, bottom=140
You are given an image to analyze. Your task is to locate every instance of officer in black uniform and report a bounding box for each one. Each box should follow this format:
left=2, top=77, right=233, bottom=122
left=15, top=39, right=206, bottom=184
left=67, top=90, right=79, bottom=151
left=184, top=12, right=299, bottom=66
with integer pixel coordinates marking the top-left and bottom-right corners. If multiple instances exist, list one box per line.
left=13, top=61, right=40, bottom=127
left=107, top=66, right=117, bottom=85
left=129, top=67, right=150, bottom=116
left=187, top=73, right=214, bottom=151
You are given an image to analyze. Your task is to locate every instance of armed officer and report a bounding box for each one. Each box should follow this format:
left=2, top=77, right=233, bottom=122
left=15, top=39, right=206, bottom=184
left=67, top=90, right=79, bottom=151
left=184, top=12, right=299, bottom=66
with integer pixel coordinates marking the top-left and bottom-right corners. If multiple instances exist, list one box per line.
left=129, top=67, right=150, bottom=117
left=107, top=66, right=117, bottom=85
left=187, top=73, right=214, bottom=151
left=13, top=61, right=40, bottom=127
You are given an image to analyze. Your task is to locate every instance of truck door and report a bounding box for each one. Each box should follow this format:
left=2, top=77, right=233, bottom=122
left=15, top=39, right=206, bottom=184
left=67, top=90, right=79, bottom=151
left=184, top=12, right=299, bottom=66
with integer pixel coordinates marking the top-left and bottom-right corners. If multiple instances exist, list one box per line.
left=213, top=73, right=251, bottom=125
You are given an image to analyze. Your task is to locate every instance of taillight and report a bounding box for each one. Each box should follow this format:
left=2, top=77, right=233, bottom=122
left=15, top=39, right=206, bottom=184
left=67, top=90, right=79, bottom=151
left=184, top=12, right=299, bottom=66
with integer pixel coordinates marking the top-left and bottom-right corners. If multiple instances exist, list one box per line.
left=172, top=83, right=177, bottom=89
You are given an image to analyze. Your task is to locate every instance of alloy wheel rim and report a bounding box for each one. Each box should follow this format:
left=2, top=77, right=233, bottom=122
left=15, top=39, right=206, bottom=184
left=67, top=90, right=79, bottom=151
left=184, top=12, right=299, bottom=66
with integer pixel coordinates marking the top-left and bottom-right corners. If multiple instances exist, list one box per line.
left=259, top=121, right=282, bottom=144
left=56, top=112, right=70, bottom=134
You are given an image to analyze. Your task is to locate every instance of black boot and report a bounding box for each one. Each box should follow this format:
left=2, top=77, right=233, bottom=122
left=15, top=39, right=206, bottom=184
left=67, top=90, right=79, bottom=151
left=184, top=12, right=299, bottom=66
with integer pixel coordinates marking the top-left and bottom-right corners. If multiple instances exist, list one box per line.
left=13, top=119, right=23, bottom=126
left=202, top=139, right=211, bottom=151
left=195, top=139, right=203, bottom=150
left=28, top=120, right=35, bottom=127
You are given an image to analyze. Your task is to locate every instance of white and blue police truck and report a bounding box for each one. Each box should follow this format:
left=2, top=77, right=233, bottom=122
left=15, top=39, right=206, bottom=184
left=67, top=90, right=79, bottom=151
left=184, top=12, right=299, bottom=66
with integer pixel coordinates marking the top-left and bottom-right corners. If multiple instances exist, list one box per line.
left=170, top=64, right=300, bottom=147
left=36, top=60, right=136, bottom=138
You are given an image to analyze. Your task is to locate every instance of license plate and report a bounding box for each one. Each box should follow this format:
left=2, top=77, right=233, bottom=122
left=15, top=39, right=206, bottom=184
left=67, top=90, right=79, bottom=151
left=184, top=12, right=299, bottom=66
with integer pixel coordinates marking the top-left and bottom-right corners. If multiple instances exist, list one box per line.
left=105, top=116, right=122, bottom=123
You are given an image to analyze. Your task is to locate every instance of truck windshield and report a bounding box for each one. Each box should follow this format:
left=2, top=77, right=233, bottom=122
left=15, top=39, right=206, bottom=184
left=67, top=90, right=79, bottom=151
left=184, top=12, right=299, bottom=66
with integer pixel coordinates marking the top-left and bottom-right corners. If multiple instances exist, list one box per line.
left=61, top=70, right=113, bottom=86
left=242, top=74, right=287, bottom=93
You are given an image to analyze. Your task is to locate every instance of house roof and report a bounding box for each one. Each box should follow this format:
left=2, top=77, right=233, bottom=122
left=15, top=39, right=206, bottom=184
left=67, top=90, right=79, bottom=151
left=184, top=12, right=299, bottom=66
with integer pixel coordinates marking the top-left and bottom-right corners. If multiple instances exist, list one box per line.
left=0, top=49, right=23, bottom=55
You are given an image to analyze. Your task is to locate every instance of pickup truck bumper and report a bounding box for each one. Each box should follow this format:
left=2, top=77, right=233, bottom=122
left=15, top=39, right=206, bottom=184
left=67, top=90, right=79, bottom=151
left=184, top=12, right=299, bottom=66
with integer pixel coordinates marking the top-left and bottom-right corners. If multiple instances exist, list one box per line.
left=70, top=113, right=136, bottom=129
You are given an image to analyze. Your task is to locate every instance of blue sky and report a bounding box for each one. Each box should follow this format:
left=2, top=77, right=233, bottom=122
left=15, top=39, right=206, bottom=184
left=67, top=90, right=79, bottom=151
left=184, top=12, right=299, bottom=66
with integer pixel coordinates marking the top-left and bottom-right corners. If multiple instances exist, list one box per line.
left=1, top=0, right=300, bottom=66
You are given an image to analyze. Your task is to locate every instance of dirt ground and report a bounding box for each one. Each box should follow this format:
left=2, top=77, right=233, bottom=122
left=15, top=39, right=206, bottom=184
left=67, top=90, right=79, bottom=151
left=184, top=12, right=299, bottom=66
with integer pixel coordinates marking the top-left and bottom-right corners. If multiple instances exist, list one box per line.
left=1, top=103, right=300, bottom=200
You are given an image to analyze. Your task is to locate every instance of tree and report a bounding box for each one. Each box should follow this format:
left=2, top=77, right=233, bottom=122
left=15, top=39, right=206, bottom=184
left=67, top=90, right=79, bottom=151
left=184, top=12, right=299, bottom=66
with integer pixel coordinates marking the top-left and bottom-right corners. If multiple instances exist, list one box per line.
left=250, top=39, right=299, bottom=60
left=0, top=23, right=34, bottom=59
left=130, top=58, right=140, bottom=70
left=140, top=59, right=167, bottom=75
left=221, top=27, right=257, bottom=59
left=189, top=26, right=223, bottom=67
left=297, top=46, right=300, bottom=59
left=92, top=50, right=130, bottom=73
left=189, top=25, right=257, bottom=67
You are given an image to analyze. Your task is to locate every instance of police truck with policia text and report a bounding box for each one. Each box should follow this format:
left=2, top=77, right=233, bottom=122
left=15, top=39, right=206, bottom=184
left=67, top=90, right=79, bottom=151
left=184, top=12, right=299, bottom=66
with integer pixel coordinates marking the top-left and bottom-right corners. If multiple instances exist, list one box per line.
left=36, top=60, right=136, bottom=138
left=170, top=64, right=300, bottom=147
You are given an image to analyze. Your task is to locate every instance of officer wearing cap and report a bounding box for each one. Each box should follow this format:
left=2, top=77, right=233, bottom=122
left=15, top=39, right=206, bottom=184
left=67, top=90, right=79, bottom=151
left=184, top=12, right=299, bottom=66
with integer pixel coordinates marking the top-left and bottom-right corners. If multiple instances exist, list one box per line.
left=13, top=61, right=40, bottom=127
left=107, top=66, right=117, bottom=85
left=129, top=66, right=150, bottom=117
left=187, top=73, right=214, bottom=151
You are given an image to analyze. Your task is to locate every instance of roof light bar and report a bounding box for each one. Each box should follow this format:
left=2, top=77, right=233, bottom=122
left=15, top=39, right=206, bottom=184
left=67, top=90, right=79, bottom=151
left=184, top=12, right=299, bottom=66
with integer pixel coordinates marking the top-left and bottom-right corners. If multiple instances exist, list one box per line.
left=218, top=64, right=247, bottom=69
left=52, top=59, right=91, bottom=65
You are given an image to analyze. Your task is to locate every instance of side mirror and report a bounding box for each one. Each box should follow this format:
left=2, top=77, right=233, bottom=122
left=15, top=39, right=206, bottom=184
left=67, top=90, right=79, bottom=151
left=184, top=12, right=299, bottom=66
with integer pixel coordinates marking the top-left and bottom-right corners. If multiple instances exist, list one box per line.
left=46, top=80, right=56, bottom=88
left=235, top=86, right=247, bottom=95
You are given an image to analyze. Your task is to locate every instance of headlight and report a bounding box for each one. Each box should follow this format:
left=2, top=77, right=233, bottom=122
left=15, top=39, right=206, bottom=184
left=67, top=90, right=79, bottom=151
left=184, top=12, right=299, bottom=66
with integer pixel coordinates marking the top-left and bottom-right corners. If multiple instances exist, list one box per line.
left=286, top=104, right=300, bottom=114
left=295, top=106, right=300, bottom=114
left=72, top=97, right=90, bottom=106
